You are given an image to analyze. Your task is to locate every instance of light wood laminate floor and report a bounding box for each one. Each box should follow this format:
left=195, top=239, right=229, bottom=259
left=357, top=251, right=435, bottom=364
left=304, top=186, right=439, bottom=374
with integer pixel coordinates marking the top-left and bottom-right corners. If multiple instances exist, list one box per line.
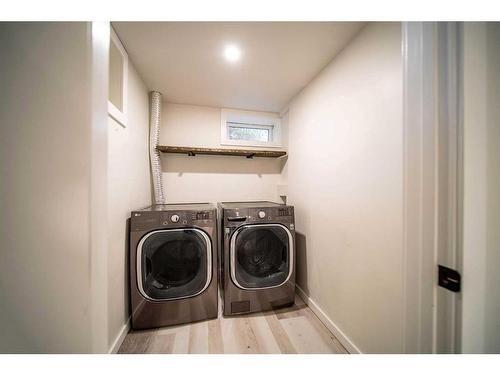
left=118, top=295, right=348, bottom=354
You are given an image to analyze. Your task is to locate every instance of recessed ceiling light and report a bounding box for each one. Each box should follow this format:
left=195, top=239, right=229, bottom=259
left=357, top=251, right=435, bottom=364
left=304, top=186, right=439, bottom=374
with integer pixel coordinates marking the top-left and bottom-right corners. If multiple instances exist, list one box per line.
left=223, top=44, right=241, bottom=62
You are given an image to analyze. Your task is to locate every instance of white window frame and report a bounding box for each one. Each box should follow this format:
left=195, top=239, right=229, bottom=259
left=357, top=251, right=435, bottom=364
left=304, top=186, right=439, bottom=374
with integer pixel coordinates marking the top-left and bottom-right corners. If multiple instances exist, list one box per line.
left=220, top=108, right=282, bottom=148
left=108, top=27, right=128, bottom=128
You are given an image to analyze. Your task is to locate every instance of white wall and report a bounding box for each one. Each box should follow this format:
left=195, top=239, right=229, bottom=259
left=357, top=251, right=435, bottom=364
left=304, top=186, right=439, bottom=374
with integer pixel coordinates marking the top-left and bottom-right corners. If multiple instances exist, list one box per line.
left=286, top=23, right=403, bottom=353
left=107, top=61, right=152, bottom=351
left=0, top=22, right=109, bottom=353
left=160, top=103, right=286, bottom=204
left=461, top=22, right=500, bottom=354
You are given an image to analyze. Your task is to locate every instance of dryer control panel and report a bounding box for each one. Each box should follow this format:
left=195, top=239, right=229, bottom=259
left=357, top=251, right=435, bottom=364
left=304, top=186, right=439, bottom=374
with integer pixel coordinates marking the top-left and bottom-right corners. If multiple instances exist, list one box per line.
left=277, top=207, right=292, bottom=217
left=158, top=210, right=214, bottom=226
left=131, top=207, right=215, bottom=231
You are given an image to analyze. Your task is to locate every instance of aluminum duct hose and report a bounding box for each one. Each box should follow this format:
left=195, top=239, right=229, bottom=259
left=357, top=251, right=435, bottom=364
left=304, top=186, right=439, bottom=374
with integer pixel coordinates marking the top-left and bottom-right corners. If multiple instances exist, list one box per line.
left=149, top=91, right=166, bottom=204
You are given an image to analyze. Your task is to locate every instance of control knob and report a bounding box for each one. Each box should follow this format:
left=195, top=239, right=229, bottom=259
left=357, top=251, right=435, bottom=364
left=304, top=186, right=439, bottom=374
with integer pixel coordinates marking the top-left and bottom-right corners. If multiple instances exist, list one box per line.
left=258, top=210, right=266, bottom=219
left=170, top=214, right=180, bottom=223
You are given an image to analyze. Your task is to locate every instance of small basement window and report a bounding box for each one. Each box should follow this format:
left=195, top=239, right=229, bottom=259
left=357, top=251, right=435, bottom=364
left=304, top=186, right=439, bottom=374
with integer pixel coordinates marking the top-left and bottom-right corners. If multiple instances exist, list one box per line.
left=108, top=27, right=128, bottom=127
left=221, top=109, right=281, bottom=148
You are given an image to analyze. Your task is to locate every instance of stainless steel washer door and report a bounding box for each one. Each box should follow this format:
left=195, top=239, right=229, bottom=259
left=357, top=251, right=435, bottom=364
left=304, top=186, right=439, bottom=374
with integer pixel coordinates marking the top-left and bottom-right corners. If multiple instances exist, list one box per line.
left=230, top=224, right=293, bottom=290
left=137, top=228, right=212, bottom=301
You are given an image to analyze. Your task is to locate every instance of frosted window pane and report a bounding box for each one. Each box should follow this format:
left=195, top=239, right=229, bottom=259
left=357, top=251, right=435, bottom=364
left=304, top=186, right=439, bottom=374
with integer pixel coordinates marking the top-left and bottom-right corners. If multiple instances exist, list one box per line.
left=228, top=124, right=270, bottom=142
left=109, top=40, right=124, bottom=111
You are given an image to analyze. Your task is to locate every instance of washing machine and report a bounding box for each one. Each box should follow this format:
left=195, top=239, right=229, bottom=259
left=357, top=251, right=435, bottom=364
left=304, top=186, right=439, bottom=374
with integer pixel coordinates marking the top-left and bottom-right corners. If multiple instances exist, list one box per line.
left=129, top=203, right=218, bottom=329
left=218, top=201, right=296, bottom=316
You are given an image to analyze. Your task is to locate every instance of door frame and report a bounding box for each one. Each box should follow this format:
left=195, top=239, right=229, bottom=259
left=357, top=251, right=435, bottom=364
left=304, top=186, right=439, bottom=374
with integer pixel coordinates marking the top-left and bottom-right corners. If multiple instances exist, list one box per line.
left=402, top=22, right=464, bottom=354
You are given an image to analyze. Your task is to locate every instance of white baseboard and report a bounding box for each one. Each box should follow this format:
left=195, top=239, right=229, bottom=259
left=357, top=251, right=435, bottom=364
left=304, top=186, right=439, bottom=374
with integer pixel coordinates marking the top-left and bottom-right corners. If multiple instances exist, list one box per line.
left=108, top=318, right=130, bottom=354
left=295, top=285, right=362, bottom=354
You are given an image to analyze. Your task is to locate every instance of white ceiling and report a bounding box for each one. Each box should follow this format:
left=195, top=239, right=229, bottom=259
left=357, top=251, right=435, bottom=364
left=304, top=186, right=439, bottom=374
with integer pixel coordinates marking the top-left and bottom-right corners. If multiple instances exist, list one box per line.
left=112, top=22, right=365, bottom=113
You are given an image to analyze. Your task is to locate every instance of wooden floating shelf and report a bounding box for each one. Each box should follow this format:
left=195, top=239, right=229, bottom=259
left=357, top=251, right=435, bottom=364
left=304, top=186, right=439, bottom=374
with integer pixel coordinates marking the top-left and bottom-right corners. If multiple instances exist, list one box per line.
left=157, top=145, right=286, bottom=159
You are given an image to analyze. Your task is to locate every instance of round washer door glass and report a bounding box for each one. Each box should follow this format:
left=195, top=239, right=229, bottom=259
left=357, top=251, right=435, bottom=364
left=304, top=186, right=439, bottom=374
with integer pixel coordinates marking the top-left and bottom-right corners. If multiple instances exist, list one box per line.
left=137, top=229, right=211, bottom=300
left=231, top=224, right=292, bottom=289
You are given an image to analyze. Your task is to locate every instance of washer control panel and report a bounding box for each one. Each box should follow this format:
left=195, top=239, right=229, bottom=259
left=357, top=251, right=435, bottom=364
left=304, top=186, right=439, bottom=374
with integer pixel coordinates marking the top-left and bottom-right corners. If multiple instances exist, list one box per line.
left=224, top=206, right=294, bottom=227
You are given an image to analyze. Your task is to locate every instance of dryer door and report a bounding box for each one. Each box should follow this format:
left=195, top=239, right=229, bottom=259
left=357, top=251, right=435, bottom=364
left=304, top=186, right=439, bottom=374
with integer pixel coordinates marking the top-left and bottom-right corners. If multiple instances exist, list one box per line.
left=230, top=224, right=293, bottom=290
left=136, top=228, right=212, bottom=301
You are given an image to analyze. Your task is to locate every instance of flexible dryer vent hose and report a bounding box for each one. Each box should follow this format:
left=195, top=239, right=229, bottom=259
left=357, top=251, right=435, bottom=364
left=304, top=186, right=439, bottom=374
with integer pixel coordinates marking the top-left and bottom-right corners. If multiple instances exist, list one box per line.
left=149, top=91, right=166, bottom=204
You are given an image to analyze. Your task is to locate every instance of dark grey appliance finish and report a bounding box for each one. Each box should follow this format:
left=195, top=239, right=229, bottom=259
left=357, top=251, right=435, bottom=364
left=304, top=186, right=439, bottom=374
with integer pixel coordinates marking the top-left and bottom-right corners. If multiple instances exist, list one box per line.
left=218, top=201, right=296, bottom=316
left=129, top=203, right=218, bottom=330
